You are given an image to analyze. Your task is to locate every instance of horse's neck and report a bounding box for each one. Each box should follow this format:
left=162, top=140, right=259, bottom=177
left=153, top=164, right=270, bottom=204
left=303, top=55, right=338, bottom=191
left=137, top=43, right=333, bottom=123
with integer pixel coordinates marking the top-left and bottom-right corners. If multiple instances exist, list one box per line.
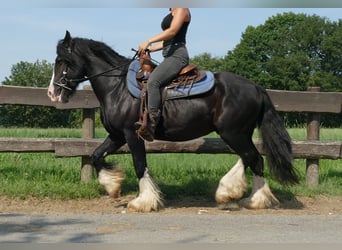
left=85, top=58, right=129, bottom=104
left=89, top=76, right=126, bottom=102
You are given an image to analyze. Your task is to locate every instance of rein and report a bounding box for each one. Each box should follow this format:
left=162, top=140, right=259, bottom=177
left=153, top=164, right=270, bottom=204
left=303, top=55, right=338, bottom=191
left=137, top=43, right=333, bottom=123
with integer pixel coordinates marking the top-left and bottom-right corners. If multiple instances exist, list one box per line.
left=55, top=51, right=139, bottom=90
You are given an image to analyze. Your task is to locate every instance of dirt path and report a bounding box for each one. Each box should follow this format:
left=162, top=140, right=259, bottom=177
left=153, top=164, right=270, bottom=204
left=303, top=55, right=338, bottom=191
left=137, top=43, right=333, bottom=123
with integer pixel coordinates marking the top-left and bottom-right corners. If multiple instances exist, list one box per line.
left=1, top=195, right=341, bottom=215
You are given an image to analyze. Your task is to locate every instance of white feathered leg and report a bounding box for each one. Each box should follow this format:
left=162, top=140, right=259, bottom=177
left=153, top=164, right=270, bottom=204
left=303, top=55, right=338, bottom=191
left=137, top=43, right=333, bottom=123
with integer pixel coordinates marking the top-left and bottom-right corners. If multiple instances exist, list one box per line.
left=128, top=168, right=164, bottom=212
left=239, top=175, right=279, bottom=209
left=98, top=168, right=124, bottom=198
left=215, top=158, right=247, bottom=204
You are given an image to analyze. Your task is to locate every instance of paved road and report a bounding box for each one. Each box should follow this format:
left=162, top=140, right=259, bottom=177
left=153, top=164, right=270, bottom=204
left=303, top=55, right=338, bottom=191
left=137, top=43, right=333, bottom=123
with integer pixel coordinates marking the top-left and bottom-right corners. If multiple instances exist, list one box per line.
left=0, top=213, right=341, bottom=243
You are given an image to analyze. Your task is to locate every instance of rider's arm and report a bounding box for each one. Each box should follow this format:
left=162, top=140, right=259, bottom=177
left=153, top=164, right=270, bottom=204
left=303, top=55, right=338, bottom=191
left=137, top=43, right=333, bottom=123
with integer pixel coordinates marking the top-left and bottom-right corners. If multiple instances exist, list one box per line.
left=148, top=41, right=163, bottom=52
left=138, top=8, right=189, bottom=54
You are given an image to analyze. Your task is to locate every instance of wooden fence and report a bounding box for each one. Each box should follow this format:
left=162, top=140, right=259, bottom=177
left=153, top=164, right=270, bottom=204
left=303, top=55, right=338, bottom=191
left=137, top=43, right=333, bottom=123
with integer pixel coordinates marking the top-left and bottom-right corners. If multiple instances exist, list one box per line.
left=0, top=85, right=341, bottom=186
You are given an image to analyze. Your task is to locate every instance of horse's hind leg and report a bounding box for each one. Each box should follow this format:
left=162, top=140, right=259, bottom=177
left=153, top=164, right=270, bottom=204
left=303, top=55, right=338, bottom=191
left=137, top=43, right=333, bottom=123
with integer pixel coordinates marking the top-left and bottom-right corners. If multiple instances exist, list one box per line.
left=217, top=133, right=279, bottom=209
left=237, top=141, right=279, bottom=209
left=215, top=158, right=248, bottom=204
left=239, top=174, right=279, bottom=209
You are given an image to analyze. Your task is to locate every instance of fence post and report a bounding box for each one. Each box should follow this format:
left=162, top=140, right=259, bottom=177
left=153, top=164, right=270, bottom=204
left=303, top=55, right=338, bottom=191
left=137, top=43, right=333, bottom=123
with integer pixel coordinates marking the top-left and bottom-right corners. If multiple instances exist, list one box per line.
left=81, top=86, right=96, bottom=183
left=81, top=108, right=95, bottom=182
left=306, top=86, right=320, bottom=187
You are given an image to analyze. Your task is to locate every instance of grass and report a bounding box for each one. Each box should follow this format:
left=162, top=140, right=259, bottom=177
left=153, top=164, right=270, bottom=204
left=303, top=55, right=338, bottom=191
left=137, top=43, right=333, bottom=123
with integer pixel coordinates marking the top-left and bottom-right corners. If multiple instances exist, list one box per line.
left=0, top=127, right=341, bottom=200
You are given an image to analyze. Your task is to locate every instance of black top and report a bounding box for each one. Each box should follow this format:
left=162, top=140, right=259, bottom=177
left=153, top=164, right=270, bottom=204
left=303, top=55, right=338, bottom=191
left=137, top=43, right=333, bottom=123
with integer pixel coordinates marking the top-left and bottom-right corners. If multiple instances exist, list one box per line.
left=161, top=12, right=190, bottom=47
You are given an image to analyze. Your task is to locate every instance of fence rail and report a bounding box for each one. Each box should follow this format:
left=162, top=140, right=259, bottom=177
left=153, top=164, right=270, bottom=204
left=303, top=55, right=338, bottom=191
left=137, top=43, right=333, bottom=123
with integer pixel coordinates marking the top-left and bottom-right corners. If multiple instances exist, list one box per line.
left=1, top=85, right=341, bottom=112
left=0, top=137, right=341, bottom=159
left=0, top=85, right=341, bottom=186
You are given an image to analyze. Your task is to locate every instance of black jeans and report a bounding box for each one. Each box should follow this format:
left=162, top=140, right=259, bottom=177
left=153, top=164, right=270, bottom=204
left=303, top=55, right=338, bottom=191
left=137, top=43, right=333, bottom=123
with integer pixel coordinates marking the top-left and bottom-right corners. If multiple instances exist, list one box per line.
left=147, top=44, right=189, bottom=112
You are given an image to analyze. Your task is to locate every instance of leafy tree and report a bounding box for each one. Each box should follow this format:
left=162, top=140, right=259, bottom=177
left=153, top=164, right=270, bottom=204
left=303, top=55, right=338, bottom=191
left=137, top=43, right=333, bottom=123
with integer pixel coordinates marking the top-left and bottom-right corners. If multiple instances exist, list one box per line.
left=221, top=12, right=341, bottom=127
left=319, top=19, right=342, bottom=92
left=190, top=53, right=225, bottom=73
left=3, top=60, right=52, bottom=87
left=223, top=12, right=341, bottom=92
left=0, top=60, right=79, bottom=128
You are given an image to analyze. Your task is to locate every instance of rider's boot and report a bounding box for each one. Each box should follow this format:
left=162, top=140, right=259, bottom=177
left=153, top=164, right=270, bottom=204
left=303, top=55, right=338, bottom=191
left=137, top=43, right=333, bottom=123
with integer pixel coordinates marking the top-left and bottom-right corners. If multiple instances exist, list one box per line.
left=136, top=109, right=161, bottom=142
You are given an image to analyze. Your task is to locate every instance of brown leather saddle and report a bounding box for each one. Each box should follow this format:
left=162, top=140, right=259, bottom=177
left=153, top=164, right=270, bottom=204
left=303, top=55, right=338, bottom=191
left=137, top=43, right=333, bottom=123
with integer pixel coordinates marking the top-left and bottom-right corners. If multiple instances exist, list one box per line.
left=135, top=51, right=206, bottom=135
left=136, top=52, right=206, bottom=92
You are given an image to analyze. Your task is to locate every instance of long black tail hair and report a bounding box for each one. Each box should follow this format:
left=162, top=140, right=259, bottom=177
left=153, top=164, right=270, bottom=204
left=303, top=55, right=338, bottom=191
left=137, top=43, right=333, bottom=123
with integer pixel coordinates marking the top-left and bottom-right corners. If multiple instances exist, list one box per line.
left=258, top=89, right=299, bottom=185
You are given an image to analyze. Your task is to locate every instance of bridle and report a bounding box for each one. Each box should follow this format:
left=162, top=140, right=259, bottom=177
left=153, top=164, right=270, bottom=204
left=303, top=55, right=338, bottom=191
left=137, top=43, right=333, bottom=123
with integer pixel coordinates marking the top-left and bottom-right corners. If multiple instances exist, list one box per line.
left=54, top=70, right=73, bottom=91
left=54, top=50, right=139, bottom=91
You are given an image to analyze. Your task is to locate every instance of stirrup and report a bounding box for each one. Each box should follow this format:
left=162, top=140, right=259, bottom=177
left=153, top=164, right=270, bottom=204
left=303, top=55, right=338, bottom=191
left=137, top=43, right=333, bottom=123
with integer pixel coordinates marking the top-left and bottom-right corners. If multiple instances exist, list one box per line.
left=136, top=127, right=154, bottom=142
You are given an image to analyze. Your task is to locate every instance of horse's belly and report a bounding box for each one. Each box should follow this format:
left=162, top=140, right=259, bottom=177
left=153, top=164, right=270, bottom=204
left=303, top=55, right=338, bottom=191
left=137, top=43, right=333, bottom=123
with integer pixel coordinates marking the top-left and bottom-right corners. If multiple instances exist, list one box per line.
left=155, top=118, right=214, bottom=142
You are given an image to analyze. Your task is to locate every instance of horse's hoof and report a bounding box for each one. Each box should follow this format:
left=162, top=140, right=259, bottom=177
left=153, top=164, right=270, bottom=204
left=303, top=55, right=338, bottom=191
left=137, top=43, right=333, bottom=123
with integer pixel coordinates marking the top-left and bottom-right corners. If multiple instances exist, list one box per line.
left=238, top=194, right=280, bottom=209
left=240, top=175, right=280, bottom=209
left=98, top=168, right=124, bottom=198
left=127, top=200, right=141, bottom=212
left=127, top=197, right=157, bottom=213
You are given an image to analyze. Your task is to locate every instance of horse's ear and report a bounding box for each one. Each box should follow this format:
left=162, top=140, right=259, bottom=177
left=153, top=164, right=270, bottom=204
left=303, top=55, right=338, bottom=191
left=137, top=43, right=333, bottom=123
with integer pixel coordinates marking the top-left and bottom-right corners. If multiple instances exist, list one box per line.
left=63, top=30, right=72, bottom=47
left=63, top=30, right=73, bottom=53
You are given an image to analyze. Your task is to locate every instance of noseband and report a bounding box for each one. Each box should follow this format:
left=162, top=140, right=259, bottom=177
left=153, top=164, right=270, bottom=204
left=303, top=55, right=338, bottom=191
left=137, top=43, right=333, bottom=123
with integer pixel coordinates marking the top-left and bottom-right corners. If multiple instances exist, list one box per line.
left=54, top=70, right=73, bottom=91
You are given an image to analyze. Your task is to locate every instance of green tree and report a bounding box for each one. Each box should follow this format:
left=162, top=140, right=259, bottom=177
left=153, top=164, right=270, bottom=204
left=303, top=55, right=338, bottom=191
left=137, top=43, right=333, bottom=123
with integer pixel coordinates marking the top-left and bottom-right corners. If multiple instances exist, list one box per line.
left=221, top=12, right=341, bottom=127
left=190, top=53, right=225, bottom=73
left=3, top=60, right=52, bottom=87
left=223, top=12, right=342, bottom=92
left=0, top=60, right=79, bottom=128
left=319, top=19, right=342, bottom=92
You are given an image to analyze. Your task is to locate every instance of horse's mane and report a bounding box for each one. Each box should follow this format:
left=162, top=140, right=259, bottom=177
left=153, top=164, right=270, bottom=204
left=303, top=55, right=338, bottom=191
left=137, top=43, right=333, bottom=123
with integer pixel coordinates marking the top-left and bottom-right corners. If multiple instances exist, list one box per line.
left=57, top=37, right=130, bottom=67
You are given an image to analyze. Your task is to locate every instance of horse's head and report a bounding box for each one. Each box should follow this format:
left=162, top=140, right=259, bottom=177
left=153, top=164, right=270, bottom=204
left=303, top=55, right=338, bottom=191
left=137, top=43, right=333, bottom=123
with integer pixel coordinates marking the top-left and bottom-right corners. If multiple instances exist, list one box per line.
left=48, top=31, right=85, bottom=103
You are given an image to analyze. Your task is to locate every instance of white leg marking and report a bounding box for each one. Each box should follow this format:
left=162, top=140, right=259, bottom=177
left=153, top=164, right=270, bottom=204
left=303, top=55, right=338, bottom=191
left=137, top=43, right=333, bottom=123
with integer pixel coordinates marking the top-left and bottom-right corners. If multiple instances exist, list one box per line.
left=127, top=169, right=163, bottom=212
left=215, top=158, right=247, bottom=204
left=98, top=168, right=125, bottom=198
left=239, top=175, right=280, bottom=209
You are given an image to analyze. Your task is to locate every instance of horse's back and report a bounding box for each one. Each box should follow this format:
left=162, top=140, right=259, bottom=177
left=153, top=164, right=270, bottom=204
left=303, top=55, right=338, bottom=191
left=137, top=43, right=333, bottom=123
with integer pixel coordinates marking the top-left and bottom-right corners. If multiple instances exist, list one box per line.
left=215, top=71, right=263, bottom=95
left=156, top=71, right=264, bottom=141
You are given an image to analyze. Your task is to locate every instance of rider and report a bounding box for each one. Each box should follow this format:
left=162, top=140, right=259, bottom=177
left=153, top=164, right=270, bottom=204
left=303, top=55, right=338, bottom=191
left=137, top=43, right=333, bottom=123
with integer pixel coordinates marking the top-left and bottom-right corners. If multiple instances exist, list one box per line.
left=136, top=8, right=191, bottom=141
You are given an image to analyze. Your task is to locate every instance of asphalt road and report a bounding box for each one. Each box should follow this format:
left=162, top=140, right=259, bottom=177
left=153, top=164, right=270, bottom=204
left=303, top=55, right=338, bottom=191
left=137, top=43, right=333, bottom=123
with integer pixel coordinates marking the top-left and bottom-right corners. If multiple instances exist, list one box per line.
left=0, top=213, right=341, bottom=243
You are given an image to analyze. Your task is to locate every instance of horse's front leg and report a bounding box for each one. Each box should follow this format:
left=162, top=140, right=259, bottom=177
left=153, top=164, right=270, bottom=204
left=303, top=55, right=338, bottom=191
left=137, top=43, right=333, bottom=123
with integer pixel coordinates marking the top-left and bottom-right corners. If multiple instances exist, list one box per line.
left=124, top=131, right=163, bottom=212
left=92, top=136, right=125, bottom=198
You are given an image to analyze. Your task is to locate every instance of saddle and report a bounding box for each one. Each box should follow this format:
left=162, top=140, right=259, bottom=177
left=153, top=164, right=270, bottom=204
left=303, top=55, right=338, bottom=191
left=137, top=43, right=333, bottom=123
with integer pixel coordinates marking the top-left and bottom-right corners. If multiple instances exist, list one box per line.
left=135, top=51, right=206, bottom=95
left=134, top=51, right=207, bottom=133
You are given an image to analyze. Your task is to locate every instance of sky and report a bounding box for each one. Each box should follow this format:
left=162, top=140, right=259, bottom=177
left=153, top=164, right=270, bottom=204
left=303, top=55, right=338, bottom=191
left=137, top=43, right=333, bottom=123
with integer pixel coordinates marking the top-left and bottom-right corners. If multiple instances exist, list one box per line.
left=0, top=6, right=341, bottom=83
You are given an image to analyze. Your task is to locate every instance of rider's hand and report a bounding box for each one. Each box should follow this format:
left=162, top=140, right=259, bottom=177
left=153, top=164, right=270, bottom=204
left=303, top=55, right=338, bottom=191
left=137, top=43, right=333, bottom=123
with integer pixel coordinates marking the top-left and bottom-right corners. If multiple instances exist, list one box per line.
left=138, top=40, right=151, bottom=55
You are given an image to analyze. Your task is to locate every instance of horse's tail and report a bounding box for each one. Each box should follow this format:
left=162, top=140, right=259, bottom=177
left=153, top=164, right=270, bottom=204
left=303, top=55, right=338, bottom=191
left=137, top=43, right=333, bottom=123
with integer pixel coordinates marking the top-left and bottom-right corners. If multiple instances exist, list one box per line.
left=258, top=88, right=299, bottom=185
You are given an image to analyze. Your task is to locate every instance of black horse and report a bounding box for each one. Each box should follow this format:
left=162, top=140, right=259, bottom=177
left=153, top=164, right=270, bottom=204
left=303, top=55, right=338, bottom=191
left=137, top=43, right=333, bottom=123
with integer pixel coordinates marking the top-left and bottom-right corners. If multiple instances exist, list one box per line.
left=48, top=31, right=298, bottom=212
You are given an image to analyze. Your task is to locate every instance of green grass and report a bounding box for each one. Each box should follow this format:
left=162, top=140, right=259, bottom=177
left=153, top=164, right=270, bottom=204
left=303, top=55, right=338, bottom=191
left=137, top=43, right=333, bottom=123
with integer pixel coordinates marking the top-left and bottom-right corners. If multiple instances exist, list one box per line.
left=0, top=127, right=341, bottom=200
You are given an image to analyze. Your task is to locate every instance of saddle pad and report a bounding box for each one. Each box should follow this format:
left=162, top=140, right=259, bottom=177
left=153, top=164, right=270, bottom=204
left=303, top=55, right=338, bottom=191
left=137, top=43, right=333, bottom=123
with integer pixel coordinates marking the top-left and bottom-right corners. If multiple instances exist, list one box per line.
left=127, top=60, right=215, bottom=100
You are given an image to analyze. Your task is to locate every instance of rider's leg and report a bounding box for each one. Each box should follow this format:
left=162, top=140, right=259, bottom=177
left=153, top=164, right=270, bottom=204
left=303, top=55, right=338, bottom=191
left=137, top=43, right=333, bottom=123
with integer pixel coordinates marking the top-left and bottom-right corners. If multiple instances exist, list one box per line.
left=137, top=45, right=189, bottom=141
